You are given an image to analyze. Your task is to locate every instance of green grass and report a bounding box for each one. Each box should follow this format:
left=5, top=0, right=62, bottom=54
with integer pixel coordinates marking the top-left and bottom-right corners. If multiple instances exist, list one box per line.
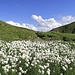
left=36, top=31, right=75, bottom=41
left=0, top=20, right=75, bottom=41
left=0, top=20, right=37, bottom=41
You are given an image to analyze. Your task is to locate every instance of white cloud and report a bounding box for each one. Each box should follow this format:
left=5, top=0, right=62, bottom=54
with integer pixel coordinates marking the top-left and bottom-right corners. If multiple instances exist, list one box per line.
left=32, top=15, right=62, bottom=31
left=37, top=27, right=50, bottom=32
left=32, top=15, right=75, bottom=31
left=60, top=16, right=75, bottom=25
left=6, top=15, right=75, bottom=32
left=6, top=21, right=37, bottom=31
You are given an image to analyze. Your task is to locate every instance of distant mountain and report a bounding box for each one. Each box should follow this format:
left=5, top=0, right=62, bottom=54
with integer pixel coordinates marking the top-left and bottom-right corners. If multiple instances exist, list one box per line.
left=0, top=20, right=37, bottom=41
left=50, top=22, right=75, bottom=33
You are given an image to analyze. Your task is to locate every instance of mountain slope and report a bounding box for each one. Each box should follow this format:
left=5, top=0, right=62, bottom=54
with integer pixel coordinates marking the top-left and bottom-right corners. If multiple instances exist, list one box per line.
left=50, top=22, right=75, bottom=33
left=0, top=20, right=75, bottom=41
left=0, top=20, right=37, bottom=41
left=36, top=22, right=75, bottom=41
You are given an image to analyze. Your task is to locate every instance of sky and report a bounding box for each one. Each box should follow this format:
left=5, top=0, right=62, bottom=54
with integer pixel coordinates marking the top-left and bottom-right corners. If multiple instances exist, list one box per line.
left=0, top=0, right=75, bottom=31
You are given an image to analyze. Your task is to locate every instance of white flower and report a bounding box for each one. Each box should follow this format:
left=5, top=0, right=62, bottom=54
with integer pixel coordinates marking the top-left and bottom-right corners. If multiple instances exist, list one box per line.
left=62, top=66, right=67, bottom=71
left=19, top=67, right=22, bottom=71
left=0, top=73, right=1, bottom=75
left=60, top=73, right=63, bottom=75
left=18, top=72, right=22, bottom=75
left=25, top=63, right=29, bottom=67
left=38, top=69, right=41, bottom=73
left=47, top=68, right=50, bottom=75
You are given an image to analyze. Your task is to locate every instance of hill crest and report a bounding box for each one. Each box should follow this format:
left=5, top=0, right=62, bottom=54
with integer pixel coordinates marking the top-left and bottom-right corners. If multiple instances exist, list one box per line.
left=50, top=22, right=75, bottom=33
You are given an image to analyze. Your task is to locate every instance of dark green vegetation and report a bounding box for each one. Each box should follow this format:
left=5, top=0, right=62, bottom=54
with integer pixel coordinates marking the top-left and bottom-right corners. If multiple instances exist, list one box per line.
left=51, top=22, right=75, bottom=33
left=0, top=20, right=75, bottom=41
left=36, top=31, right=75, bottom=41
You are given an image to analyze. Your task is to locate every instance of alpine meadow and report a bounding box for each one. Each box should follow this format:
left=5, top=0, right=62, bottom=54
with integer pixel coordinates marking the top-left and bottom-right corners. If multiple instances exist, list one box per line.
left=0, top=20, right=75, bottom=75
left=0, top=0, right=75, bottom=75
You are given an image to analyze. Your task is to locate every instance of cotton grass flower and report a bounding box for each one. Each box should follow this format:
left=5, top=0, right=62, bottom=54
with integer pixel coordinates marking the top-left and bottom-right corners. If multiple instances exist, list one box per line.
left=0, top=40, right=75, bottom=75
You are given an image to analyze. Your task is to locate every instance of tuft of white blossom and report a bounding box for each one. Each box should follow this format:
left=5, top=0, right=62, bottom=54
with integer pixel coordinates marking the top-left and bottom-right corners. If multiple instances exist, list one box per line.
left=0, top=40, right=75, bottom=75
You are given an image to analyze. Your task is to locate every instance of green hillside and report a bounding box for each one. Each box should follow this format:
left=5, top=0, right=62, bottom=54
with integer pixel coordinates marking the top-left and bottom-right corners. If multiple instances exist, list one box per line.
left=50, top=22, right=75, bottom=33
left=0, top=20, right=75, bottom=41
left=45, top=22, right=75, bottom=41
left=0, top=20, right=37, bottom=41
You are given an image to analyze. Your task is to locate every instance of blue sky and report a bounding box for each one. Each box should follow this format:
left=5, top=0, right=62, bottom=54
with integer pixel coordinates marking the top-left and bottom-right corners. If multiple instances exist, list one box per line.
left=0, top=0, right=75, bottom=31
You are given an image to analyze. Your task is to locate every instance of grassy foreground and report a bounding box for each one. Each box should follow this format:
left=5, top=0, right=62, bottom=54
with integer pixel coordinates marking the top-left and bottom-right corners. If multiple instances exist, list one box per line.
left=0, top=40, right=75, bottom=75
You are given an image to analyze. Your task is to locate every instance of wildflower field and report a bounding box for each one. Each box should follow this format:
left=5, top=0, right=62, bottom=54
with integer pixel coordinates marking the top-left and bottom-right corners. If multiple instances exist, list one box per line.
left=0, top=40, right=75, bottom=75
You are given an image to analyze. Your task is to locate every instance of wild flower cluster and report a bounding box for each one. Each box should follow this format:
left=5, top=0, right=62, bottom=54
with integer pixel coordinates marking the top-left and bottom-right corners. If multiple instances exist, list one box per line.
left=0, top=40, right=75, bottom=75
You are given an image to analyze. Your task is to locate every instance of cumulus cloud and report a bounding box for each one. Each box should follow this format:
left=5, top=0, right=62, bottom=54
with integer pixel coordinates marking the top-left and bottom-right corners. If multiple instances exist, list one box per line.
left=60, top=16, right=75, bottom=25
left=32, top=15, right=62, bottom=31
left=6, top=15, right=75, bottom=32
left=6, top=21, right=37, bottom=31
left=32, top=15, right=75, bottom=31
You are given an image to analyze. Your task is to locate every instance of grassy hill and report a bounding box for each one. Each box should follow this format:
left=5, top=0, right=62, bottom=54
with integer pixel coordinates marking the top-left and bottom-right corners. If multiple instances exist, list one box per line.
left=0, top=20, right=75, bottom=41
left=50, top=22, right=75, bottom=33
left=0, top=20, right=38, bottom=41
